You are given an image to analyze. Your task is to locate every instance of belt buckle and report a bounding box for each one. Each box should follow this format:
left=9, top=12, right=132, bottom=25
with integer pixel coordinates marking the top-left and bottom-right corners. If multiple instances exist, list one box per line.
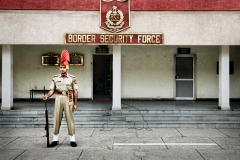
left=62, top=91, right=67, bottom=95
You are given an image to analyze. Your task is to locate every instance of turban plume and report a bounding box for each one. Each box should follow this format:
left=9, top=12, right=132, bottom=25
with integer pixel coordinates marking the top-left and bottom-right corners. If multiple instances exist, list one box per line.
left=60, top=49, right=70, bottom=69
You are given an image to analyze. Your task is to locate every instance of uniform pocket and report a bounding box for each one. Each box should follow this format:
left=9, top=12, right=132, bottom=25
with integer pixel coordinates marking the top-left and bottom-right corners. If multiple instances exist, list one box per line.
left=56, top=82, right=62, bottom=90
left=66, top=84, right=73, bottom=90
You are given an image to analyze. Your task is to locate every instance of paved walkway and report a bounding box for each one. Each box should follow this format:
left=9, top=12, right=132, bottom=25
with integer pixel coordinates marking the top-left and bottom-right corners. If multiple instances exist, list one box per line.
left=1, top=100, right=240, bottom=159
left=0, top=127, right=240, bottom=160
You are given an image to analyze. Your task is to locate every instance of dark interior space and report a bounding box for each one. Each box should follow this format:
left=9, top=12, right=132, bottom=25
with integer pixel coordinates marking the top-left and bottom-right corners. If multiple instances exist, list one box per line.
left=93, top=55, right=112, bottom=101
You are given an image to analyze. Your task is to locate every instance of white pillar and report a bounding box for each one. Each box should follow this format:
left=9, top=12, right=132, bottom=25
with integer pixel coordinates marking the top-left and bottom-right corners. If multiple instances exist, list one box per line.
left=218, top=46, right=230, bottom=110
left=112, top=45, right=121, bottom=110
left=1, top=45, right=13, bottom=110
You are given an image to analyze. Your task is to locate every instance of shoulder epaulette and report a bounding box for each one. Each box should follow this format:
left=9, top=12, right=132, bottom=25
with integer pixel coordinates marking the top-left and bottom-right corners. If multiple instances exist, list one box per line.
left=53, top=74, right=60, bottom=78
left=68, top=74, right=76, bottom=78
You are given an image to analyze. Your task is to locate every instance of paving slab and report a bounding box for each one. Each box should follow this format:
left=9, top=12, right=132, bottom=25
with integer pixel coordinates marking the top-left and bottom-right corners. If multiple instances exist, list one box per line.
left=15, top=149, right=82, bottom=160
left=0, top=149, right=26, bottom=160
left=113, top=137, right=166, bottom=150
left=58, top=136, right=114, bottom=150
left=0, top=137, right=18, bottom=148
left=3, top=136, right=65, bottom=149
left=0, top=128, right=51, bottom=137
left=211, top=137, right=240, bottom=149
left=55, top=128, right=95, bottom=137
left=39, top=128, right=96, bottom=144
left=44, top=127, right=96, bottom=141
left=197, top=149, right=240, bottom=160
left=0, top=128, right=13, bottom=135
left=162, top=137, right=221, bottom=149
left=75, top=128, right=95, bottom=137
left=177, top=128, right=228, bottom=137
left=79, top=149, right=139, bottom=160
left=143, top=150, right=204, bottom=160
left=0, top=127, right=239, bottom=159
left=91, top=128, right=137, bottom=138
left=137, top=128, right=182, bottom=138
left=218, top=129, right=240, bottom=137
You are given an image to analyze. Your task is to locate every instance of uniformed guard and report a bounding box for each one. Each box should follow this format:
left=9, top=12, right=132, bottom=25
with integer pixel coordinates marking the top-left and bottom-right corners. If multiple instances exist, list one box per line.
left=43, top=49, right=78, bottom=147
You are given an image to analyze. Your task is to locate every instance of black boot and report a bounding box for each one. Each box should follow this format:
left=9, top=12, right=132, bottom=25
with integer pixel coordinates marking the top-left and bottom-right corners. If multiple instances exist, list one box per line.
left=49, top=141, right=58, bottom=147
left=70, top=141, right=77, bottom=147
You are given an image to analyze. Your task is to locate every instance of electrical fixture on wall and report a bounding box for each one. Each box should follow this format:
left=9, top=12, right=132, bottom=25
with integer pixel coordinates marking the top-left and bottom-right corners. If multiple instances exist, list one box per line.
left=95, top=45, right=109, bottom=54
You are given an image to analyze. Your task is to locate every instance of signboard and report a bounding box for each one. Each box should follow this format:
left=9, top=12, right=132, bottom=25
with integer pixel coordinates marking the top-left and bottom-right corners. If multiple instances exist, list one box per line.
left=42, top=54, right=59, bottom=66
left=65, top=33, right=163, bottom=45
left=70, top=54, right=84, bottom=66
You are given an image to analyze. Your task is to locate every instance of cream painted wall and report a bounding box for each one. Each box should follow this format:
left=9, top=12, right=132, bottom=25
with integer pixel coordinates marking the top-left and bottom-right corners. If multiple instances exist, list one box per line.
left=12, top=45, right=95, bottom=99
left=0, top=45, right=239, bottom=99
left=0, top=45, right=2, bottom=97
left=130, top=12, right=240, bottom=45
left=0, top=10, right=240, bottom=45
left=230, top=46, right=240, bottom=98
left=121, top=45, right=240, bottom=99
left=121, top=45, right=175, bottom=99
left=192, top=46, right=219, bottom=99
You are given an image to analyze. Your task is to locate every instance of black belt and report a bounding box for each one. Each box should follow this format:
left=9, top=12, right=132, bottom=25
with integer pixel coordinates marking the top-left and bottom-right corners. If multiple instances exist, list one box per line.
left=57, top=91, right=68, bottom=95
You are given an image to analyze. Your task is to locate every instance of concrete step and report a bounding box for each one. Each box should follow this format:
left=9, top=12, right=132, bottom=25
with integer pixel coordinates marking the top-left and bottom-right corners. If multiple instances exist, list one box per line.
left=1, top=109, right=240, bottom=116
left=126, top=114, right=240, bottom=121
left=0, top=120, right=240, bottom=128
left=1, top=114, right=240, bottom=122
left=1, top=109, right=240, bottom=128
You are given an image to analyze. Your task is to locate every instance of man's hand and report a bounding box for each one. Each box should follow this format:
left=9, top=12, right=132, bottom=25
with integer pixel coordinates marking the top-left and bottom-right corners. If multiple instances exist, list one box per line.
left=43, top=95, right=48, bottom=100
left=73, top=104, right=77, bottom=111
left=43, top=90, right=54, bottom=101
left=73, top=89, right=78, bottom=112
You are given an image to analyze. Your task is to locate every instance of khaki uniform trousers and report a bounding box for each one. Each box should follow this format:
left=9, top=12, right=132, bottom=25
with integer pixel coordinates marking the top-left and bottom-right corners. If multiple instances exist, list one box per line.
left=53, top=95, right=75, bottom=135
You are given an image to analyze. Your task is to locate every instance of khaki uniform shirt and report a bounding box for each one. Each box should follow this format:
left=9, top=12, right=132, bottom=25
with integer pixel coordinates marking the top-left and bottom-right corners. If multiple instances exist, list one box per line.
left=50, top=74, right=78, bottom=91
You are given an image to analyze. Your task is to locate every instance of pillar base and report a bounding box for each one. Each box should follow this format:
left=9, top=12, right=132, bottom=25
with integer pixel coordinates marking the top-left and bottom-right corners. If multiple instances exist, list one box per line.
left=112, top=105, right=121, bottom=111
left=220, top=106, right=231, bottom=111
left=1, top=106, right=14, bottom=110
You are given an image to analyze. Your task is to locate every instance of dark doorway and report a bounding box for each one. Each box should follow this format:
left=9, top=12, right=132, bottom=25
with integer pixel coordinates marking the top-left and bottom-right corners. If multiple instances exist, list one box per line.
left=93, top=55, right=112, bottom=102
left=175, top=54, right=195, bottom=100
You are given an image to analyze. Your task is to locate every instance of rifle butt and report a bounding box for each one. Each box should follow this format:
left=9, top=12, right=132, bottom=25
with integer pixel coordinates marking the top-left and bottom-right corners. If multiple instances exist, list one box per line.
left=45, top=109, right=50, bottom=148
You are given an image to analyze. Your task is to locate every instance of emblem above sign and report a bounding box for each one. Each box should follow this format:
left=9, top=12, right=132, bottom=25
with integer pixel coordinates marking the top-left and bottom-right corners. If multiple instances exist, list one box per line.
left=100, top=0, right=130, bottom=33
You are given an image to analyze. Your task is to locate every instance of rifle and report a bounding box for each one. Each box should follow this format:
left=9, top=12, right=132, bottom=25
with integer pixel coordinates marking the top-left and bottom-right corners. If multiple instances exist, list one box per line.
left=44, top=86, right=50, bottom=148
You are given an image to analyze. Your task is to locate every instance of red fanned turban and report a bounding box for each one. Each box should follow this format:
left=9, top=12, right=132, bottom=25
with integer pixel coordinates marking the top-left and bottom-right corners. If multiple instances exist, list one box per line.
left=60, top=49, right=70, bottom=69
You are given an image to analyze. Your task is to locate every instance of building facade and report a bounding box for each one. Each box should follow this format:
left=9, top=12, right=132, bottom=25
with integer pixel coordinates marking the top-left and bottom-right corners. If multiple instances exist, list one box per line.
left=1, top=0, right=240, bottom=110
